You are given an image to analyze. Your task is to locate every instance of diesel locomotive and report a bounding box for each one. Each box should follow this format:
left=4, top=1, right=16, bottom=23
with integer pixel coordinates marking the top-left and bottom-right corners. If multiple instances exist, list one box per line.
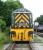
left=10, top=8, right=33, bottom=43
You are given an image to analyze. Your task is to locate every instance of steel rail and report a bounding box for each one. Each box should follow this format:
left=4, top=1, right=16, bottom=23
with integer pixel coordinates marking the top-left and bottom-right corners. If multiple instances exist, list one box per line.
left=5, top=43, right=32, bottom=50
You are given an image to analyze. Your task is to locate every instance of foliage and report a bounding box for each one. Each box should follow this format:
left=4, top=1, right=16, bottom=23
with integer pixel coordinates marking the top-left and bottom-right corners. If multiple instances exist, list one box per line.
left=35, top=15, right=43, bottom=24
left=0, top=0, right=23, bottom=26
left=0, top=32, right=10, bottom=50
left=0, top=19, right=6, bottom=32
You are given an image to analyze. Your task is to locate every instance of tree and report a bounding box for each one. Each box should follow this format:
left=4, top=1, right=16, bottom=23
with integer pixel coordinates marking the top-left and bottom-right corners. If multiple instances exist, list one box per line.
left=35, top=15, right=43, bottom=24
left=0, top=0, right=4, bottom=16
left=7, top=0, right=18, bottom=1
left=0, top=0, right=23, bottom=27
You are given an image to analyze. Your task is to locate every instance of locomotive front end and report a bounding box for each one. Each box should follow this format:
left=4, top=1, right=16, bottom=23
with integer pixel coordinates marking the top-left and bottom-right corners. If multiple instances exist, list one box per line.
left=10, top=8, right=33, bottom=43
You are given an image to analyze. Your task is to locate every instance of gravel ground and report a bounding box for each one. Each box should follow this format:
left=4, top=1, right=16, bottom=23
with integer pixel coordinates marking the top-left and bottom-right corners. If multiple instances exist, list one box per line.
left=30, top=43, right=43, bottom=50
left=3, top=43, right=43, bottom=50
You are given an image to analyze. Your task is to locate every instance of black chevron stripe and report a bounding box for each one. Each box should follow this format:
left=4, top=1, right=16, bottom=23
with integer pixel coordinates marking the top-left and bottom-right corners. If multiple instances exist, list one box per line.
left=15, top=14, right=21, bottom=19
left=15, top=17, right=29, bottom=24
left=23, top=14, right=29, bottom=20
left=15, top=14, right=29, bottom=21
left=15, top=14, right=22, bottom=20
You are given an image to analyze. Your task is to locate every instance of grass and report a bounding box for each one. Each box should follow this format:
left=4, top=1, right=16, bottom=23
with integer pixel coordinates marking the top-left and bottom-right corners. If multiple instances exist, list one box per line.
left=33, top=34, right=43, bottom=43
left=0, top=32, right=5, bottom=50
left=0, top=44, right=3, bottom=50
left=32, top=34, right=43, bottom=46
left=0, top=32, right=10, bottom=50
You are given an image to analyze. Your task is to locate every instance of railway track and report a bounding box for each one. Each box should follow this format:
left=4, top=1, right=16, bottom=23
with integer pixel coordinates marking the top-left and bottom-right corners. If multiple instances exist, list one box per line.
left=5, top=43, right=32, bottom=50
left=34, top=32, right=43, bottom=37
left=5, top=31, right=43, bottom=50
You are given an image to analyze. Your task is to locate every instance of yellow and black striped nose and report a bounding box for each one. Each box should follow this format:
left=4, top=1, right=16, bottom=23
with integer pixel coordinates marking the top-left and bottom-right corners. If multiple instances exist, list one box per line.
left=15, top=14, right=29, bottom=23
left=15, top=13, right=29, bottom=27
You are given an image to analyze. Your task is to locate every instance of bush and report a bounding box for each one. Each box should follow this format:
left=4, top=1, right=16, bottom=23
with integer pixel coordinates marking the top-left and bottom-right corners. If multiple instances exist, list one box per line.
left=0, top=32, right=10, bottom=44
left=0, top=19, right=6, bottom=32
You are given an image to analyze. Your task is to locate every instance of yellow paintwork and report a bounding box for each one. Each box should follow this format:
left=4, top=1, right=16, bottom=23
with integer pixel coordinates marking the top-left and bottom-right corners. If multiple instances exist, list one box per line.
left=22, top=15, right=29, bottom=22
left=11, top=13, right=33, bottom=42
left=24, top=14, right=29, bottom=19
left=15, top=14, right=20, bottom=19
left=15, top=15, right=21, bottom=23
left=19, top=19, right=24, bottom=22
left=10, top=28, right=33, bottom=41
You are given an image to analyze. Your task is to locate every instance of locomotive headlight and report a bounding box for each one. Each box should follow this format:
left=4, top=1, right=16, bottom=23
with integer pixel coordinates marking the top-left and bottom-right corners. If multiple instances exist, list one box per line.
left=11, top=32, right=15, bottom=34
left=11, top=31, right=16, bottom=36
left=19, top=26, right=21, bottom=27
left=23, top=26, right=25, bottom=27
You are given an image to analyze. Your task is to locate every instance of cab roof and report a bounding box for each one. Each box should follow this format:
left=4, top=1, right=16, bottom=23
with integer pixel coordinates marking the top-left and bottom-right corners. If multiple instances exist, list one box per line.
left=12, top=8, right=32, bottom=13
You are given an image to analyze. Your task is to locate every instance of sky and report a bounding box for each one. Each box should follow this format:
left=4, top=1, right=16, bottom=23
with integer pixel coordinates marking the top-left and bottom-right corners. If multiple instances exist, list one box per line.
left=2, top=0, right=43, bottom=21
left=20, top=0, right=43, bottom=21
